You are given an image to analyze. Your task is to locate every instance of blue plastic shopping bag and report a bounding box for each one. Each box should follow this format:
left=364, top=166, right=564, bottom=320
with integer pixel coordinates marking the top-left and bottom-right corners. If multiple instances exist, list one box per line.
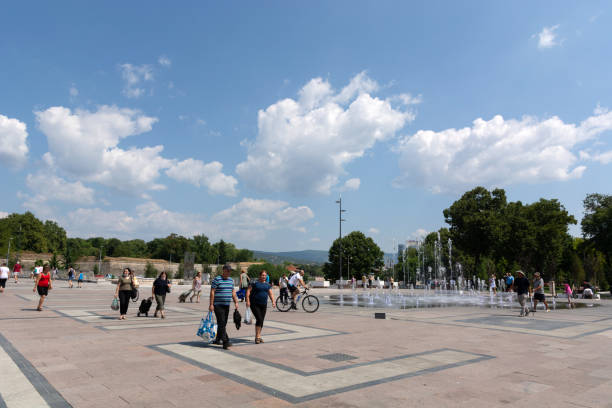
left=196, top=311, right=217, bottom=343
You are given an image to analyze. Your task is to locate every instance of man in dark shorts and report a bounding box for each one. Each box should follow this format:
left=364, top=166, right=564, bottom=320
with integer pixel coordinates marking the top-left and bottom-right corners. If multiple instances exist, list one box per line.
left=0, top=262, right=9, bottom=293
left=287, top=269, right=306, bottom=309
left=514, top=270, right=531, bottom=317
left=532, top=272, right=549, bottom=312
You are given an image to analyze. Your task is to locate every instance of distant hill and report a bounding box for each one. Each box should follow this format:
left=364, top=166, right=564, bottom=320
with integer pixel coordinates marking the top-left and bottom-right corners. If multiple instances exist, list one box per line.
left=252, top=250, right=328, bottom=265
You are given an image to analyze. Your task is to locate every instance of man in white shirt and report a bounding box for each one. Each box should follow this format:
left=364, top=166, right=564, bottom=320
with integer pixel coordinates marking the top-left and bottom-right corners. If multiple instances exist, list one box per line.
left=288, top=270, right=307, bottom=309
left=0, top=262, right=10, bottom=293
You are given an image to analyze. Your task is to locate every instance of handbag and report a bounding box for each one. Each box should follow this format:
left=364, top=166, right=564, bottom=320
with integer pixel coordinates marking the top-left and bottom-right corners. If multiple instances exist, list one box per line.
left=244, top=308, right=252, bottom=325
left=233, top=309, right=242, bottom=330
left=196, top=312, right=217, bottom=343
left=111, top=298, right=119, bottom=311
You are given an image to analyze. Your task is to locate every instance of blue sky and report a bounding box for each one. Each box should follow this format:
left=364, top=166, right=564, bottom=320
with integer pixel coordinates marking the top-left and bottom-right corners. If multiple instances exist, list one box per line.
left=1, top=1, right=611, bottom=252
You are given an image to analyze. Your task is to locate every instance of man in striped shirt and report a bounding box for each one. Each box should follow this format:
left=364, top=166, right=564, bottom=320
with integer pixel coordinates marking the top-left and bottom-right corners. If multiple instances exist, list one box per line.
left=209, top=264, right=239, bottom=349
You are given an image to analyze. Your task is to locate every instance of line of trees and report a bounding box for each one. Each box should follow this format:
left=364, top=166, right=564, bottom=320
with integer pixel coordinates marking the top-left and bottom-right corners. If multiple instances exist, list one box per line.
left=392, top=188, right=611, bottom=290
left=0, top=212, right=254, bottom=268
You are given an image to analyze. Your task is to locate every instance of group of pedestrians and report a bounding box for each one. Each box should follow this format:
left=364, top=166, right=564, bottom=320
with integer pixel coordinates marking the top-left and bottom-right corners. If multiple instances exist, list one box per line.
left=210, top=264, right=276, bottom=348
left=510, top=270, right=551, bottom=316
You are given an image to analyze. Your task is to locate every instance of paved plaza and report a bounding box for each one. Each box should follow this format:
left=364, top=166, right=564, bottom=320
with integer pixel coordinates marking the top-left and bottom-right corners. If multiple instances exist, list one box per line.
left=1, top=281, right=612, bottom=408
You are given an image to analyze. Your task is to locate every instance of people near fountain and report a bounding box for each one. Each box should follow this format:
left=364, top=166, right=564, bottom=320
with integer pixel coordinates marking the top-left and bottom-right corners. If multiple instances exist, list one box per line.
left=209, top=264, right=240, bottom=349
left=288, top=269, right=307, bottom=309
left=582, top=281, right=594, bottom=299
left=489, top=274, right=497, bottom=294
left=532, top=272, right=549, bottom=312
left=505, top=273, right=514, bottom=292
left=514, top=270, right=531, bottom=317
left=278, top=273, right=289, bottom=305
left=0, top=262, right=9, bottom=293
left=246, top=270, right=276, bottom=344
left=33, top=264, right=52, bottom=311
left=389, top=277, right=394, bottom=289
left=114, top=268, right=134, bottom=320
left=563, top=282, right=574, bottom=308
left=190, top=271, right=202, bottom=303
left=12, top=261, right=21, bottom=283
left=368, top=276, right=373, bottom=288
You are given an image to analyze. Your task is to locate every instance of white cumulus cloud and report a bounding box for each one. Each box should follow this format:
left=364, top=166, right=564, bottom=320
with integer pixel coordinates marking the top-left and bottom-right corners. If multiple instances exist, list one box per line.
left=166, top=159, right=238, bottom=196
left=120, top=63, right=154, bottom=98
left=536, top=25, right=560, bottom=49
left=394, top=110, right=612, bottom=193
left=0, top=114, right=29, bottom=168
left=368, top=227, right=380, bottom=235
left=236, top=72, right=414, bottom=195
left=25, top=172, right=95, bottom=205
left=63, top=198, right=314, bottom=243
left=342, top=178, right=361, bottom=191
left=158, top=55, right=171, bottom=67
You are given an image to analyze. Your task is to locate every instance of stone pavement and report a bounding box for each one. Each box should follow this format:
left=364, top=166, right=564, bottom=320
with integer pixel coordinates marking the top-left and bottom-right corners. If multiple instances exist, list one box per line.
left=1, top=281, right=611, bottom=407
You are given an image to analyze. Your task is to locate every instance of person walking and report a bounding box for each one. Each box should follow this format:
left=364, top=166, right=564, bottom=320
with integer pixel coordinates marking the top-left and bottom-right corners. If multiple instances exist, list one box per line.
left=114, top=268, right=134, bottom=320
left=33, top=265, right=52, bottom=311
left=532, top=272, right=550, bottom=312
left=190, top=271, right=202, bottom=303
left=152, top=271, right=171, bottom=318
left=489, top=274, right=497, bottom=294
left=209, top=264, right=239, bottom=349
left=505, top=273, right=514, bottom=292
left=239, top=269, right=250, bottom=302
left=278, top=273, right=289, bottom=305
left=0, top=262, right=9, bottom=293
left=77, top=270, right=84, bottom=288
left=246, top=270, right=276, bottom=344
left=12, top=261, right=21, bottom=283
left=514, top=270, right=531, bottom=317
left=67, top=266, right=75, bottom=288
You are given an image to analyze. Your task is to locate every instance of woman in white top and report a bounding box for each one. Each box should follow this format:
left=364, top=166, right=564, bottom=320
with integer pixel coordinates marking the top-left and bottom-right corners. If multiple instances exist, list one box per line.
left=190, top=271, right=202, bottom=303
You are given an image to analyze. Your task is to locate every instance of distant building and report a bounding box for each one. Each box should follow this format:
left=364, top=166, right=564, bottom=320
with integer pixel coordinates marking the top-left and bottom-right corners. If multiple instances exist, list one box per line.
left=406, top=240, right=419, bottom=249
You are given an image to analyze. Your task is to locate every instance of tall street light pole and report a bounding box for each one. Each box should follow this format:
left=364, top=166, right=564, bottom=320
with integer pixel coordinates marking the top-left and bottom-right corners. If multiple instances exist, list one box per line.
left=98, top=245, right=104, bottom=276
left=6, top=237, right=12, bottom=264
left=335, top=196, right=346, bottom=284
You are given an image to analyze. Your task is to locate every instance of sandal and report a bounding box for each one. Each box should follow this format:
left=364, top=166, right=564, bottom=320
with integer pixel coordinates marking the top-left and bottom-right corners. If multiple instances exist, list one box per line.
left=255, top=337, right=263, bottom=344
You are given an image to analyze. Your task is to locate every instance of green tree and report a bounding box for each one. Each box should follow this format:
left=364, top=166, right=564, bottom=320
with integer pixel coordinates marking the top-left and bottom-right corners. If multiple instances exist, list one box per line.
left=581, top=193, right=612, bottom=286
left=326, top=231, right=384, bottom=280
left=43, top=220, right=67, bottom=253
left=145, top=262, right=158, bottom=278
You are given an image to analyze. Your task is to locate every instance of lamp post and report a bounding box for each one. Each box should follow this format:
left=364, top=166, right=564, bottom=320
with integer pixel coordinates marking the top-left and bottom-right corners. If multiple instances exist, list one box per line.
left=335, top=196, right=346, bottom=283
left=6, top=237, right=12, bottom=265
left=98, top=245, right=104, bottom=276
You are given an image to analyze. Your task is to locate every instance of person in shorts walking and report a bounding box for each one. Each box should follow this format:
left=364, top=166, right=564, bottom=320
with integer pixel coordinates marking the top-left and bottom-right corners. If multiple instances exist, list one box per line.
left=209, top=264, right=239, bottom=349
left=190, top=271, right=202, bottom=303
left=532, top=272, right=549, bottom=312
left=12, top=261, right=21, bottom=283
left=68, top=266, right=75, bottom=288
left=514, top=270, right=531, bottom=317
left=246, top=270, right=276, bottom=344
left=77, top=271, right=84, bottom=288
left=0, top=262, right=9, bottom=293
left=33, top=265, right=52, bottom=311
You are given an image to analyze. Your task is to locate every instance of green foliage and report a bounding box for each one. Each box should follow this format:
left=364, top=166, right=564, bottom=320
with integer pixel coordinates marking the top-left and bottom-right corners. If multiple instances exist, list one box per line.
left=48, top=253, right=60, bottom=269
left=443, top=187, right=577, bottom=281
left=325, top=231, right=384, bottom=280
left=247, top=263, right=285, bottom=284
left=175, top=262, right=185, bottom=279
left=93, top=264, right=99, bottom=275
left=145, top=262, right=158, bottom=278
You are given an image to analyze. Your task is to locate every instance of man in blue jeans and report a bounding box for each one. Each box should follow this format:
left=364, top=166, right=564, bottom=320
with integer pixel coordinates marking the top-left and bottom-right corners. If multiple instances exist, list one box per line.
left=209, top=264, right=239, bottom=349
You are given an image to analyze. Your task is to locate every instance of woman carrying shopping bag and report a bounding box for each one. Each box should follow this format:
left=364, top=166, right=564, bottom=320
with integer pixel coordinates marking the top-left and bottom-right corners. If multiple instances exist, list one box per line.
left=114, top=268, right=134, bottom=320
left=246, top=270, right=276, bottom=344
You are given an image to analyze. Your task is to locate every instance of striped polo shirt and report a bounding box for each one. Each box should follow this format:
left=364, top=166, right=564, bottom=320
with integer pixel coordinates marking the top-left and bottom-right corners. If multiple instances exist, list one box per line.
left=211, top=276, right=234, bottom=305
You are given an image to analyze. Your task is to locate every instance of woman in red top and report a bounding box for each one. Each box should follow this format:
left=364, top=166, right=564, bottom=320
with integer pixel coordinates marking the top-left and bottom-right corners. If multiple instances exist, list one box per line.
left=33, top=265, right=52, bottom=311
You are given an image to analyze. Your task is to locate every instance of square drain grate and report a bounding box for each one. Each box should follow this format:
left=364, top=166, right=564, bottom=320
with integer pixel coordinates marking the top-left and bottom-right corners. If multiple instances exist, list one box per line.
left=317, top=353, right=358, bottom=362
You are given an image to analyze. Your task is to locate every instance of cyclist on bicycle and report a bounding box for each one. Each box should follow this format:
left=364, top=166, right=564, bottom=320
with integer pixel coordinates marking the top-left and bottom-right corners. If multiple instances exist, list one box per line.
left=288, top=270, right=307, bottom=310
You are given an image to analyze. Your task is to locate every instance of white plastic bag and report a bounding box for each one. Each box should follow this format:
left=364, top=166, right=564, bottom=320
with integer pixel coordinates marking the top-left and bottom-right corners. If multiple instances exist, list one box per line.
left=244, top=308, right=252, bottom=325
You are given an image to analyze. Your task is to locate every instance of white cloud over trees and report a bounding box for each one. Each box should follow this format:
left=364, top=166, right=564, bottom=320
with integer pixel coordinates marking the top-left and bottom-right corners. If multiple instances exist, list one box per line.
left=0, top=114, right=29, bottom=169
left=236, top=72, right=414, bottom=195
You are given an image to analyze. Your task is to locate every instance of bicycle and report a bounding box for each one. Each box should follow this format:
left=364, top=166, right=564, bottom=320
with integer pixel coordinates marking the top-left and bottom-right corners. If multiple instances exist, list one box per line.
left=276, top=287, right=319, bottom=313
